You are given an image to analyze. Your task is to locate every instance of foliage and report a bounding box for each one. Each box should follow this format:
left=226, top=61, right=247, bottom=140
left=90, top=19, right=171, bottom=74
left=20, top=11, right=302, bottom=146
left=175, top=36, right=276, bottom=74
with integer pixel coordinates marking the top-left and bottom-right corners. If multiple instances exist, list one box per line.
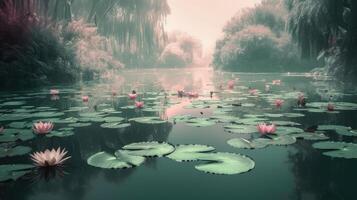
left=159, top=31, right=203, bottom=67
left=286, top=0, right=357, bottom=80
left=0, top=1, right=79, bottom=89
left=61, top=20, right=123, bottom=75
left=213, top=0, right=315, bottom=72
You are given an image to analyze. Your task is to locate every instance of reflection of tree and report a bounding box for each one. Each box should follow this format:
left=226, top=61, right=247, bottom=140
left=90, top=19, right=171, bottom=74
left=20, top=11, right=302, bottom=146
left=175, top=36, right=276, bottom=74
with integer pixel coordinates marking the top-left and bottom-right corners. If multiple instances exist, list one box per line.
left=288, top=141, right=357, bottom=200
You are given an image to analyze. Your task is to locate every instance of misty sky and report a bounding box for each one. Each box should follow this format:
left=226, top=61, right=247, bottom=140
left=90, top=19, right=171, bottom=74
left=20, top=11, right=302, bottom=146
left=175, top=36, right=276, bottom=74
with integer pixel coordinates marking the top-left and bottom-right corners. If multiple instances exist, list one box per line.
left=166, top=0, right=262, bottom=51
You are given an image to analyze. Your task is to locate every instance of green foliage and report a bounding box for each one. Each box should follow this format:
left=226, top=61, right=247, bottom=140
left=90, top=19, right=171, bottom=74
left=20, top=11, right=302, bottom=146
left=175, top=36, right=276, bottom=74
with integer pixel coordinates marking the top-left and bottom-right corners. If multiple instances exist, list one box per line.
left=213, top=0, right=314, bottom=72
left=286, top=0, right=357, bottom=80
left=0, top=5, right=79, bottom=89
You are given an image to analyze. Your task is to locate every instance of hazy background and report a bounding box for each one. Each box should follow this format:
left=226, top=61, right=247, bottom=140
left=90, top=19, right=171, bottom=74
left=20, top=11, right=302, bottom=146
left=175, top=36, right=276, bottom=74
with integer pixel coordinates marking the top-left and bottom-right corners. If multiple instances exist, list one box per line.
left=166, top=0, right=262, bottom=51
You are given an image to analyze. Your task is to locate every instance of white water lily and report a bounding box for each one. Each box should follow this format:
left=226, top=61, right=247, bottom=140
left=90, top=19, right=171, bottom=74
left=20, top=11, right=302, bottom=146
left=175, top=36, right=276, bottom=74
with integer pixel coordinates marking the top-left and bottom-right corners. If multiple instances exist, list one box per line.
left=30, top=148, right=71, bottom=167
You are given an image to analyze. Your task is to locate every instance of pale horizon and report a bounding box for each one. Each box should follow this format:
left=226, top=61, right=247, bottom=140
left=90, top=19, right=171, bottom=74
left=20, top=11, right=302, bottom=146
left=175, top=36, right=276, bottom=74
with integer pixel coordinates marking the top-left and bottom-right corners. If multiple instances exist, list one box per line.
left=165, top=0, right=262, bottom=52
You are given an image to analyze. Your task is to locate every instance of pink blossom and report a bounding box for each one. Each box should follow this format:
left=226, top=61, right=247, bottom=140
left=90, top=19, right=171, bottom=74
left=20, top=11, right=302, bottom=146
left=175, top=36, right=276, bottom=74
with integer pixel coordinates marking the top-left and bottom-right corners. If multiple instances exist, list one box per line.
left=33, top=121, right=54, bottom=135
left=128, top=93, right=137, bottom=100
left=50, top=89, right=59, bottom=95
left=135, top=101, right=144, bottom=108
left=0, top=126, right=4, bottom=133
left=272, top=80, right=281, bottom=85
left=82, top=96, right=89, bottom=102
left=257, top=123, right=276, bottom=135
left=249, top=89, right=258, bottom=96
left=30, top=147, right=70, bottom=167
left=275, top=99, right=284, bottom=108
left=227, top=80, right=235, bottom=89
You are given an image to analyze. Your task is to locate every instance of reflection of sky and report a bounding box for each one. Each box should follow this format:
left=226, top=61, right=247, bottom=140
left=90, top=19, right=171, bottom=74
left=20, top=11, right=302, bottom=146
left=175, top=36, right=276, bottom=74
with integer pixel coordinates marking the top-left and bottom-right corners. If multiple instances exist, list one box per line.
left=166, top=0, right=262, bottom=50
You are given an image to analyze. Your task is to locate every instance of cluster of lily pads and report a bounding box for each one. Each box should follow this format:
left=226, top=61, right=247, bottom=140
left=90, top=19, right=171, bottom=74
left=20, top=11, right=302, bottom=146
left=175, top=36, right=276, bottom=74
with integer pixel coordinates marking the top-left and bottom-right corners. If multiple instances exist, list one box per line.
left=1, top=75, right=357, bottom=183
left=87, top=142, right=255, bottom=175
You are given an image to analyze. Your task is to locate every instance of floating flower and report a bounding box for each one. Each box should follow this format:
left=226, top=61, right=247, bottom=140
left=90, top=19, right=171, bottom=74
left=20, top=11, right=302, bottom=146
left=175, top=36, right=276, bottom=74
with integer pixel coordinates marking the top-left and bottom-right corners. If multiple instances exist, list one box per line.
left=128, top=93, right=137, bottom=100
left=327, top=103, right=335, bottom=111
left=227, top=80, right=235, bottom=89
left=33, top=121, right=54, bottom=135
left=82, top=96, right=89, bottom=102
left=187, top=92, right=199, bottom=98
left=135, top=101, right=144, bottom=108
left=50, top=95, right=60, bottom=101
left=272, top=80, right=281, bottom=85
left=275, top=99, right=284, bottom=108
left=249, top=89, right=258, bottom=96
left=50, top=89, right=59, bottom=95
left=0, top=126, right=4, bottom=133
left=30, top=147, right=70, bottom=167
left=257, top=123, right=276, bottom=135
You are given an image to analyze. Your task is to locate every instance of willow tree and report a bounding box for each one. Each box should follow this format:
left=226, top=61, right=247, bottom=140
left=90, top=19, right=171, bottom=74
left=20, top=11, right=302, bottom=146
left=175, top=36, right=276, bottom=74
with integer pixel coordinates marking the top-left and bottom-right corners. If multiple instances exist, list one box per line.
left=1, top=0, right=170, bottom=67
left=286, top=0, right=357, bottom=79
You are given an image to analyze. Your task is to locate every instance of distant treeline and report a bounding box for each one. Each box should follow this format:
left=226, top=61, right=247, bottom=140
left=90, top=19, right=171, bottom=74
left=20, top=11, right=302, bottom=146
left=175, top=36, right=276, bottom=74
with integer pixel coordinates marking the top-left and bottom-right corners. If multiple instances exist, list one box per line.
left=213, top=0, right=317, bottom=72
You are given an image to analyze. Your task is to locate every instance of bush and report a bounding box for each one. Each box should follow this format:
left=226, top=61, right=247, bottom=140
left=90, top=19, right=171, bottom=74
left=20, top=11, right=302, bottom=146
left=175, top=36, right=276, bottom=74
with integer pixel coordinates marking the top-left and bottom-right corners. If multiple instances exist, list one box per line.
left=159, top=31, right=203, bottom=67
left=213, top=0, right=315, bottom=72
left=0, top=7, right=79, bottom=89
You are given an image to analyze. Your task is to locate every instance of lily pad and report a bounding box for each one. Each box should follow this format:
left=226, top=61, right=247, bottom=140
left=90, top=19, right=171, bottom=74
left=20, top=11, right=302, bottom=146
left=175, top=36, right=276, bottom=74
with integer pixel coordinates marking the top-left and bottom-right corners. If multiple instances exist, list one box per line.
left=68, top=123, right=91, bottom=128
left=0, top=164, right=34, bottom=182
left=0, top=146, right=32, bottom=158
left=129, top=117, right=167, bottom=125
left=313, top=141, right=357, bottom=159
left=194, top=152, right=255, bottom=175
left=227, top=138, right=268, bottom=149
left=87, top=151, right=145, bottom=169
left=224, top=125, right=257, bottom=134
left=167, top=144, right=215, bottom=162
left=122, top=142, right=175, bottom=157
left=293, top=132, right=329, bottom=140
left=100, top=122, right=131, bottom=129
left=104, top=117, right=125, bottom=123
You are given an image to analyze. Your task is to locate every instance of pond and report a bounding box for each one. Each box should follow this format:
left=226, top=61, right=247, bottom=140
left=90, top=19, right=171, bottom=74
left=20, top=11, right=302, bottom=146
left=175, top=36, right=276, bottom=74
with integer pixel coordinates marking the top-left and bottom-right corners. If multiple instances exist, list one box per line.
left=1, top=68, right=357, bottom=200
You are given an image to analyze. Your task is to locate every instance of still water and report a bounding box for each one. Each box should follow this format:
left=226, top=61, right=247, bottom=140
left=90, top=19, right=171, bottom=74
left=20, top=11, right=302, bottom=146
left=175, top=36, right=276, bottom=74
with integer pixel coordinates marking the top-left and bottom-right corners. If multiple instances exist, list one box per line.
left=1, top=68, right=357, bottom=200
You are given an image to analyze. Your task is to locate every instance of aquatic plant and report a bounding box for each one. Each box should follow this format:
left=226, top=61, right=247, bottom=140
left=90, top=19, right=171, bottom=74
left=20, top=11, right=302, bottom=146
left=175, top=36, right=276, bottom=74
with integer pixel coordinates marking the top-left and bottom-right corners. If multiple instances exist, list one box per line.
left=82, top=96, right=89, bottom=102
left=0, top=126, right=3, bottom=133
left=257, top=123, right=276, bottom=135
left=327, top=103, right=335, bottom=111
left=135, top=101, right=144, bottom=109
left=275, top=99, right=284, bottom=108
left=128, top=93, right=137, bottom=100
left=30, top=147, right=70, bottom=167
left=50, top=89, right=59, bottom=95
left=33, top=121, right=54, bottom=135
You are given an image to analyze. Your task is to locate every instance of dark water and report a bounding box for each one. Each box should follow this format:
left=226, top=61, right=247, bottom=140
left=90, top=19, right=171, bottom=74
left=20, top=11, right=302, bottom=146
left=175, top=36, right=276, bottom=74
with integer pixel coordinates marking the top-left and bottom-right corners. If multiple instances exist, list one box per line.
left=1, top=68, right=357, bottom=200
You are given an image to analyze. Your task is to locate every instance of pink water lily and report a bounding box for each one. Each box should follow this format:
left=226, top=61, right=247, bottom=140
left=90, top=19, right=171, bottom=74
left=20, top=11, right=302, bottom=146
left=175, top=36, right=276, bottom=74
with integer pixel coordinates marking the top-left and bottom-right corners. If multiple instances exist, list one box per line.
left=33, top=121, right=54, bottom=135
left=249, top=89, right=258, bottom=96
left=227, top=80, right=235, bottom=89
left=257, top=123, right=276, bottom=135
left=0, top=126, right=4, bottom=133
left=128, top=93, right=137, bottom=100
left=272, top=80, right=281, bottom=85
left=30, top=147, right=70, bottom=167
left=50, top=89, right=59, bottom=95
left=187, top=92, right=199, bottom=98
left=327, top=103, right=335, bottom=111
left=135, top=101, right=144, bottom=108
left=275, top=99, right=284, bottom=108
left=82, top=96, right=89, bottom=102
